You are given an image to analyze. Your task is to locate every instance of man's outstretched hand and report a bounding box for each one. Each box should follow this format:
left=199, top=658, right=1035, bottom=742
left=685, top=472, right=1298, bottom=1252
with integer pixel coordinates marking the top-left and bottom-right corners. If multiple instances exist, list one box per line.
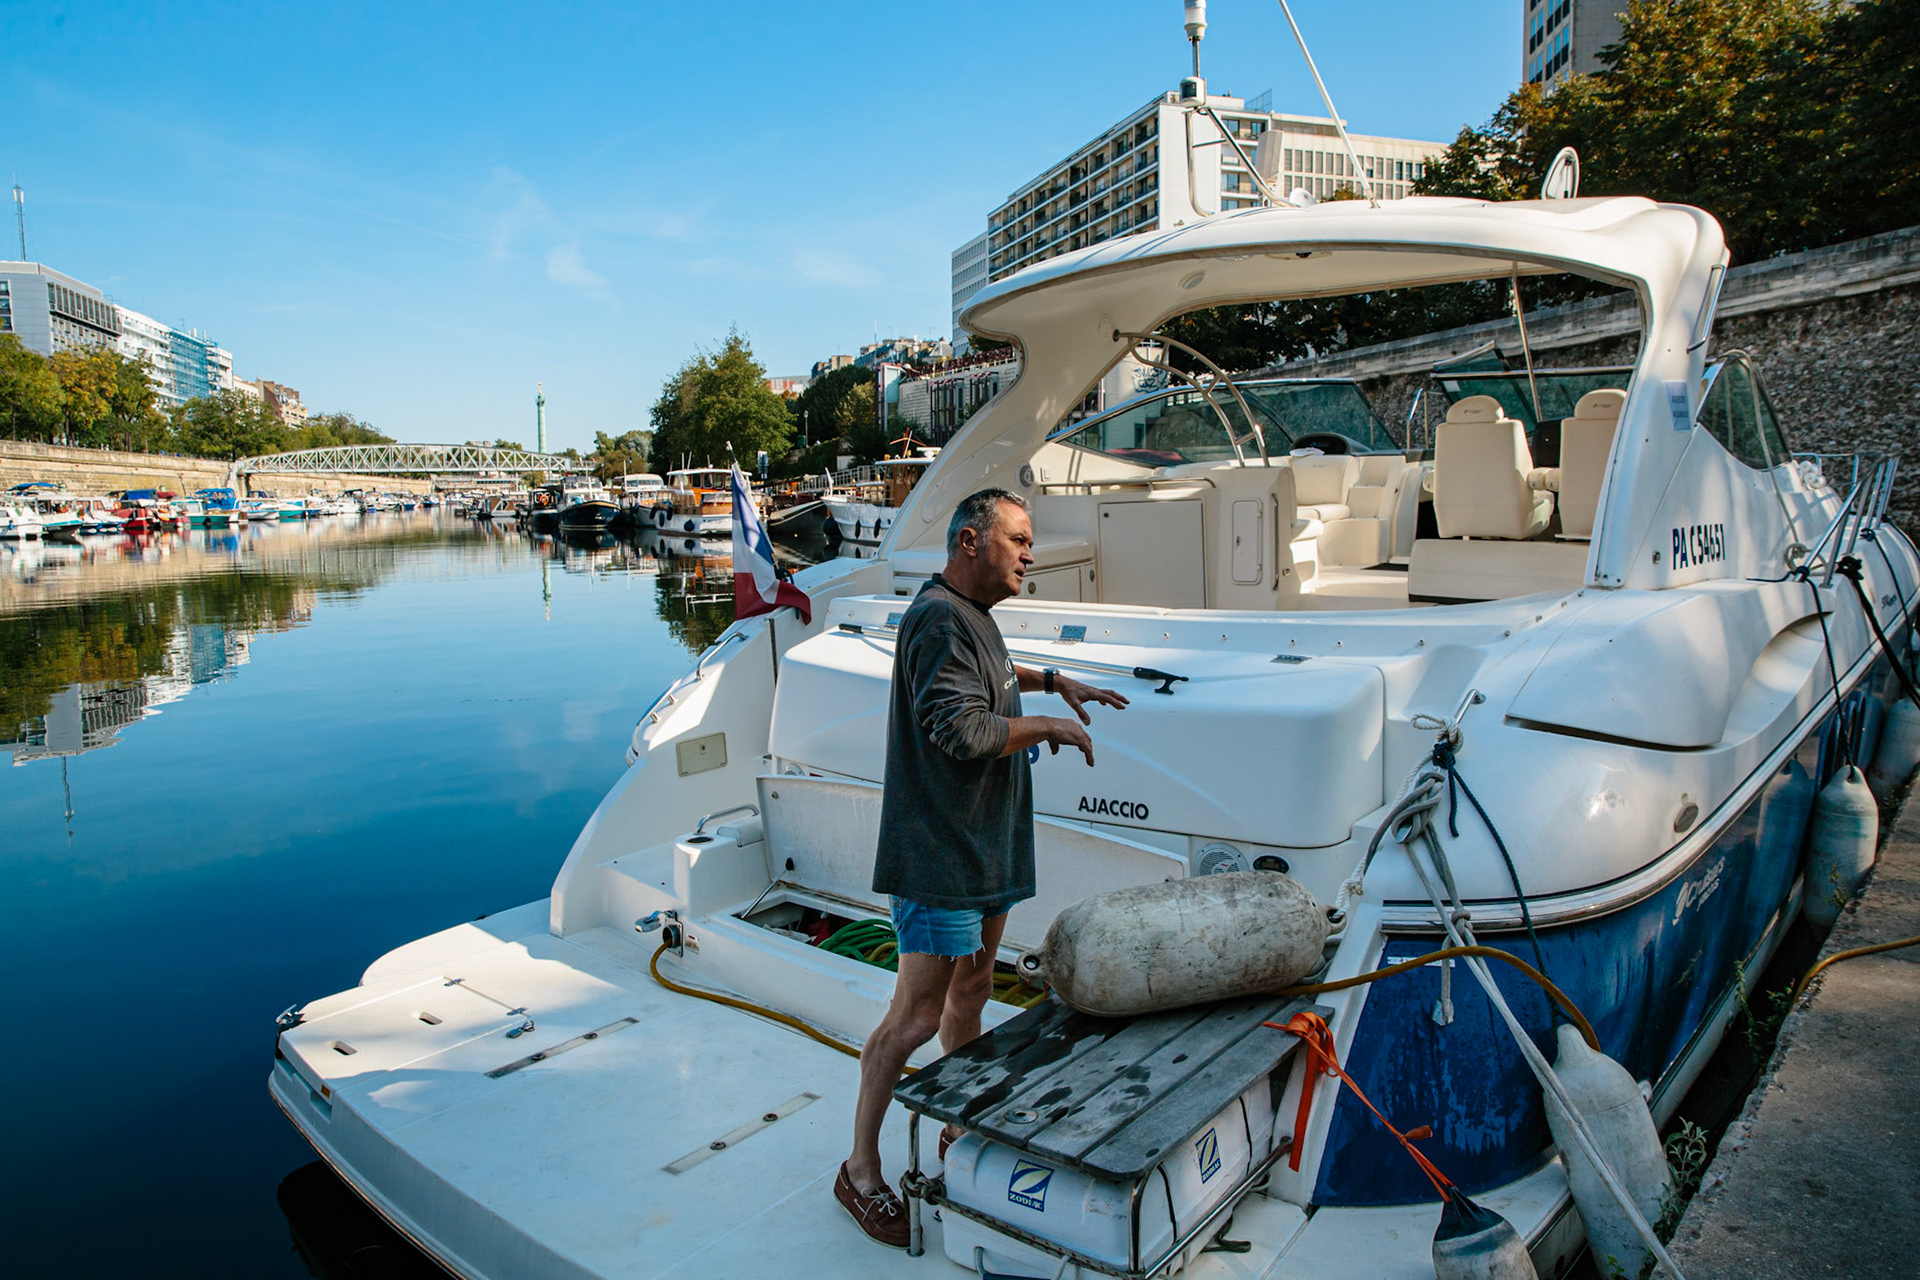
left=1054, top=674, right=1129, bottom=725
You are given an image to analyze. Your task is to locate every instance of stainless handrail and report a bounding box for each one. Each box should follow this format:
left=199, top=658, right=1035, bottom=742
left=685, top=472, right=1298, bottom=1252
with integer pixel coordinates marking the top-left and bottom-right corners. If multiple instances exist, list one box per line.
left=693, top=803, right=759, bottom=836
left=1793, top=450, right=1899, bottom=585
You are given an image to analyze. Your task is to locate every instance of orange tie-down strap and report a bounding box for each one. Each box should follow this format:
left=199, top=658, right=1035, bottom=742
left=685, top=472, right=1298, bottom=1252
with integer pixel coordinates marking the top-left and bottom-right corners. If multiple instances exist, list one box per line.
left=1265, top=1011, right=1454, bottom=1201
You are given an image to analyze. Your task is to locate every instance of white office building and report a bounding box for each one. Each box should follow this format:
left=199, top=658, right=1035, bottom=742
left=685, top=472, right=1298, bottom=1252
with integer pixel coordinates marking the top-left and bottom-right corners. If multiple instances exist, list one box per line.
left=956, top=91, right=1445, bottom=328
left=0, top=261, right=122, bottom=354
left=1524, top=0, right=1623, bottom=89
left=951, top=233, right=990, bottom=349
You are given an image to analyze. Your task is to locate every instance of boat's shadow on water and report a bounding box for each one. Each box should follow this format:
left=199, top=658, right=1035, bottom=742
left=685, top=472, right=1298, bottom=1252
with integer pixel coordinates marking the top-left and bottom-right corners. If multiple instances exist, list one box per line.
left=279, top=1163, right=453, bottom=1280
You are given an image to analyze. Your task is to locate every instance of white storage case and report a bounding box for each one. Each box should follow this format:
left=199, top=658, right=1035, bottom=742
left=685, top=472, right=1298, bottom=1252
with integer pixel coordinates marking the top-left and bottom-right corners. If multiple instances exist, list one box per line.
left=941, top=1081, right=1275, bottom=1278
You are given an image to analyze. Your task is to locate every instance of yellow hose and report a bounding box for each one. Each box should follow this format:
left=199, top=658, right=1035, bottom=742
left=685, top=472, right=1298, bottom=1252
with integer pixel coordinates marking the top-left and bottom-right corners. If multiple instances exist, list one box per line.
left=1791, top=933, right=1920, bottom=1004
left=650, top=938, right=1597, bottom=1061
left=1277, top=944, right=1601, bottom=1051
left=648, top=941, right=873, bottom=1062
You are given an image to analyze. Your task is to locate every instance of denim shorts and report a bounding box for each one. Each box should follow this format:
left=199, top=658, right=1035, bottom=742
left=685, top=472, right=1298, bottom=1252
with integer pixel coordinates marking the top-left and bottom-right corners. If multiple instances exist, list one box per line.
left=889, top=896, right=1012, bottom=958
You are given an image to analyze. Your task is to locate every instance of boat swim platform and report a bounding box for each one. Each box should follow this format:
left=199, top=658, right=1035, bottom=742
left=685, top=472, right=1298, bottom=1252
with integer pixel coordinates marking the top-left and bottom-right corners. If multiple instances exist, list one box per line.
left=1669, top=783, right=1920, bottom=1280
left=272, top=901, right=1575, bottom=1279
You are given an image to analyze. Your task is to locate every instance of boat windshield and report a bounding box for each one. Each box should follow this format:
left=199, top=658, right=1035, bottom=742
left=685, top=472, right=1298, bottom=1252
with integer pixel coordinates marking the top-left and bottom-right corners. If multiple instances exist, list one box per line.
left=1050, top=378, right=1397, bottom=467
left=1434, top=367, right=1634, bottom=438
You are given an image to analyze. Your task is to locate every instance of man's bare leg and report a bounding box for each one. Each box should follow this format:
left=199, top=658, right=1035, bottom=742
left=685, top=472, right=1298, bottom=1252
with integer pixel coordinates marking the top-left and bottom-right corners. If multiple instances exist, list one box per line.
left=935, top=913, right=1008, bottom=1146
left=848, top=950, right=955, bottom=1194
left=939, top=912, right=1008, bottom=1053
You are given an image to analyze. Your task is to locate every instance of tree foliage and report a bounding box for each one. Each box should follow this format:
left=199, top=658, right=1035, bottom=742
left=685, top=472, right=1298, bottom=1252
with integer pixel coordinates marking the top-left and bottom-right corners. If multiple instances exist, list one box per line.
left=786, top=362, right=873, bottom=451
left=648, top=329, right=793, bottom=470
left=0, top=335, right=391, bottom=460
left=1418, top=0, right=1917, bottom=262
left=592, top=428, right=653, bottom=481
left=1167, top=0, right=1917, bottom=373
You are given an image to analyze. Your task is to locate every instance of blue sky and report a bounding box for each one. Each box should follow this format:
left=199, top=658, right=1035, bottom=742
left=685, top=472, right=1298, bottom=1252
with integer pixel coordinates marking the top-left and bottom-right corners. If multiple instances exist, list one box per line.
left=2, top=2, right=1516, bottom=452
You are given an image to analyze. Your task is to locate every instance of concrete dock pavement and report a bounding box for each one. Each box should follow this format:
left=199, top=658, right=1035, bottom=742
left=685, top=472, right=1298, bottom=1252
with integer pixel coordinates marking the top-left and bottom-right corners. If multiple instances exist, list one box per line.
left=1669, top=786, right=1920, bottom=1279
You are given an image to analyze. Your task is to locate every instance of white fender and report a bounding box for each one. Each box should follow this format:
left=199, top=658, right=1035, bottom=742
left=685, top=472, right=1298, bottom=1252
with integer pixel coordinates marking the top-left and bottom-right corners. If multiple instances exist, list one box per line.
left=1803, top=763, right=1878, bottom=933
left=1866, top=698, right=1920, bottom=800
left=1545, top=1025, right=1672, bottom=1280
left=1026, top=871, right=1327, bottom=1017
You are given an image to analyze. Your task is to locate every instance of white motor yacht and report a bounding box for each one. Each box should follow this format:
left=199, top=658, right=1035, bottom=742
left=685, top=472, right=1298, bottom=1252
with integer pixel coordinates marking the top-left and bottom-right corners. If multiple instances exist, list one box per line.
left=646, top=467, right=735, bottom=536
left=825, top=455, right=938, bottom=545
left=0, top=503, right=45, bottom=540
left=272, top=192, right=1916, bottom=1280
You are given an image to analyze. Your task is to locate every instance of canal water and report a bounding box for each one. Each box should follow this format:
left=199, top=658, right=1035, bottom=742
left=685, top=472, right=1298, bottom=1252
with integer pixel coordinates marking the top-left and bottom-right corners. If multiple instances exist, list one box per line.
left=0, top=514, right=815, bottom=1276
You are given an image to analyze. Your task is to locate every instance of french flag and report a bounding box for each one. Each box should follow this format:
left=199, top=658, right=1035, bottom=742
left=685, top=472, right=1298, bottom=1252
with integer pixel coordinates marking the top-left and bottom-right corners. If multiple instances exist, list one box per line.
left=732, top=464, right=812, bottom=624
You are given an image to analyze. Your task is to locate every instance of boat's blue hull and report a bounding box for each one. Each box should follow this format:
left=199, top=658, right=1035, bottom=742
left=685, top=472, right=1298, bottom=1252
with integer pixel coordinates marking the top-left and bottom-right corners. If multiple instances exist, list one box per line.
left=1314, top=664, right=1894, bottom=1206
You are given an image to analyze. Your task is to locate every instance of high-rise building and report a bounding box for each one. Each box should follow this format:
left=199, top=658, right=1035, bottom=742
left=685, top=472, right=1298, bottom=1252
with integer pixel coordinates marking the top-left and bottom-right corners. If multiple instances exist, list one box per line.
left=956, top=92, right=1445, bottom=326
left=1523, top=0, right=1622, bottom=89
left=951, top=233, right=990, bottom=347
left=0, top=261, right=237, bottom=408
left=0, top=261, right=122, bottom=354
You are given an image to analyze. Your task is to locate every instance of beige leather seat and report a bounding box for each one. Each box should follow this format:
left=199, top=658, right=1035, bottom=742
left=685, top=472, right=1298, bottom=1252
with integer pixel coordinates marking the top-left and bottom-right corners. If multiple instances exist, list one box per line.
left=1433, top=395, right=1553, bottom=539
left=1553, top=389, right=1625, bottom=540
left=1292, top=454, right=1359, bottom=522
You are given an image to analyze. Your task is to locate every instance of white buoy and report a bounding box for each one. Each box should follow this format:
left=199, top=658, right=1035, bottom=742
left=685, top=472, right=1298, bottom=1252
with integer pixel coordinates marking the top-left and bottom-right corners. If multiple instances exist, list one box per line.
left=1544, top=1025, right=1671, bottom=1280
left=1432, top=1191, right=1539, bottom=1280
left=1803, top=764, right=1879, bottom=933
left=1866, top=697, right=1920, bottom=799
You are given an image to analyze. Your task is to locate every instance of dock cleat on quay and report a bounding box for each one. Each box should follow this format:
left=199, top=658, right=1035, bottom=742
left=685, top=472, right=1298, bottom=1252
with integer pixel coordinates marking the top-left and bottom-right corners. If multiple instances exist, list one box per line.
left=274, top=180, right=1918, bottom=1280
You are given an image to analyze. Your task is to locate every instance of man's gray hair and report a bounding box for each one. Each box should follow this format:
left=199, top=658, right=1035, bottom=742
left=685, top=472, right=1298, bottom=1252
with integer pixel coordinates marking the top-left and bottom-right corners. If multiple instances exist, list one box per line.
left=947, top=488, right=1031, bottom=556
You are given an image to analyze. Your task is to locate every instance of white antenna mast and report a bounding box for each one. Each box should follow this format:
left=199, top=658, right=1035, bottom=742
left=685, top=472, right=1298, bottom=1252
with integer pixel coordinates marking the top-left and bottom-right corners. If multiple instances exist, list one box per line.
left=1274, top=1, right=1377, bottom=207
left=12, top=179, right=24, bottom=259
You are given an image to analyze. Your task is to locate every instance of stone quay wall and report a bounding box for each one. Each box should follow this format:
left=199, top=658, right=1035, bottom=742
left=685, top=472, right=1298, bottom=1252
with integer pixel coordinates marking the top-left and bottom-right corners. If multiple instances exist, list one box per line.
left=1261, top=224, right=1920, bottom=529
left=0, top=439, right=433, bottom=497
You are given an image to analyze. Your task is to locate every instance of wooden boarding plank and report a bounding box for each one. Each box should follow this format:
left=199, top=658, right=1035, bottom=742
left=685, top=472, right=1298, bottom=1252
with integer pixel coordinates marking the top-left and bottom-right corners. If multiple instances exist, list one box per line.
left=1077, top=1000, right=1320, bottom=1181
left=1020, top=995, right=1290, bottom=1168
left=970, top=1005, right=1219, bottom=1147
left=895, top=999, right=1127, bottom=1127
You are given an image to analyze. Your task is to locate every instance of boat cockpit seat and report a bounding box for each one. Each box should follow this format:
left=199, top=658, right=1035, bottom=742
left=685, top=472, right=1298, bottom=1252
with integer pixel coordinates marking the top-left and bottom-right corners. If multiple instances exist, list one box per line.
left=1550, top=388, right=1624, bottom=540
left=1433, top=395, right=1554, bottom=540
left=1291, top=455, right=1359, bottom=522
left=1319, top=454, right=1407, bottom=567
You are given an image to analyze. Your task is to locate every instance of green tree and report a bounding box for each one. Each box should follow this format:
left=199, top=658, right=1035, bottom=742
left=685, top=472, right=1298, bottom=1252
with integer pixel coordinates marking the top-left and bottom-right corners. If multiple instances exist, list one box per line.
left=786, top=362, right=873, bottom=451
left=0, top=334, right=67, bottom=440
left=48, top=347, right=119, bottom=447
left=649, top=329, right=793, bottom=468
left=167, top=390, right=289, bottom=460
left=292, top=411, right=392, bottom=450
left=591, top=428, right=652, bottom=481
left=1414, top=0, right=1913, bottom=263
left=105, top=353, right=168, bottom=452
left=838, top=383, right=885, bottom=463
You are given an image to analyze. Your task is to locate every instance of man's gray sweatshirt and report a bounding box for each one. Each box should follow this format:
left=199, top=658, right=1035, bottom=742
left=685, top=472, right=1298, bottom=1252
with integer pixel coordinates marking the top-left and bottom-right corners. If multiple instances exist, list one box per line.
left=872, top=575, right=1035, bottom=911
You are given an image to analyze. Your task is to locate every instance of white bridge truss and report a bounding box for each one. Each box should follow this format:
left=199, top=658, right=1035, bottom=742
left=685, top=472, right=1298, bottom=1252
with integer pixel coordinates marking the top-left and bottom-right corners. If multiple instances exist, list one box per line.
left=231, top=444, right=573, bottom=480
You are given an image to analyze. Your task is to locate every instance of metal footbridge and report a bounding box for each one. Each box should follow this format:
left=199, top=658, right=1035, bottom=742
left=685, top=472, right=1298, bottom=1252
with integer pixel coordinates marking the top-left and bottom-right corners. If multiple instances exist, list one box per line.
left=228, top=444, right=573, bottom=486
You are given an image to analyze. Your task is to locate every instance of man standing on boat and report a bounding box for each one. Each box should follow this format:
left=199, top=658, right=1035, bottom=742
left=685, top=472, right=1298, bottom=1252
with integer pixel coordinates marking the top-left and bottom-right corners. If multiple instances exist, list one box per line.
left=837, top=488, right=1129, bottom=1246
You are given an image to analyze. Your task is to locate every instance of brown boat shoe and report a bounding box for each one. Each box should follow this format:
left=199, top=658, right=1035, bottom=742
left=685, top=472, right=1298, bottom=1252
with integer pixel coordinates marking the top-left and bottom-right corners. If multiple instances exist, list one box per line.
left=835, top=1161, right=910, bottom=1248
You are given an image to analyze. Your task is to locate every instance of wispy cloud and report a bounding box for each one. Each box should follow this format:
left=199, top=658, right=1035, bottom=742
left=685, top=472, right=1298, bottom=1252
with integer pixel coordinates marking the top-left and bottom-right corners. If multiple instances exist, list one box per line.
left=790, top=247, right=882, bottom=288
left=545, top=242, right=609, bottom=296
left=487, top=167, right=552, bottom=260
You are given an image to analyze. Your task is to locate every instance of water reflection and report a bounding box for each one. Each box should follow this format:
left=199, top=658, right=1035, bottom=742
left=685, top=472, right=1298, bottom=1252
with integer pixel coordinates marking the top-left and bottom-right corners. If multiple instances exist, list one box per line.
left=0, top=519, right=836, bottom=770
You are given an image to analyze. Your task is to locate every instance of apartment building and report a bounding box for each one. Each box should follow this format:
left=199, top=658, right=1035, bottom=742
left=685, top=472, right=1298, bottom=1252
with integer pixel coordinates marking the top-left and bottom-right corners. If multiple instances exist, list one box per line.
left=957, top=92, right=1445, bottom=327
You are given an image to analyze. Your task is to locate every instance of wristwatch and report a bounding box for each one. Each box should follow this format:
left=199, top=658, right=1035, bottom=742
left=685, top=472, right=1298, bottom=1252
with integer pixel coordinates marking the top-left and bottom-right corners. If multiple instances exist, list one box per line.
left=1043, top=668, right=1057, bottom=695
